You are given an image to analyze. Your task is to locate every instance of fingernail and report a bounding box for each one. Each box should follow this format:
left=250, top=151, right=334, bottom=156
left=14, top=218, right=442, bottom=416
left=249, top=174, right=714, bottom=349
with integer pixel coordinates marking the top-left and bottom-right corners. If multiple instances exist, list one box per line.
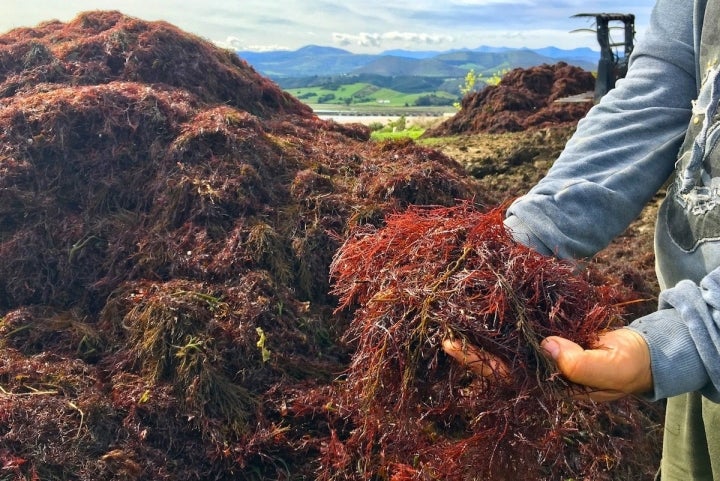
left=542, top=339, right=560, bottom=359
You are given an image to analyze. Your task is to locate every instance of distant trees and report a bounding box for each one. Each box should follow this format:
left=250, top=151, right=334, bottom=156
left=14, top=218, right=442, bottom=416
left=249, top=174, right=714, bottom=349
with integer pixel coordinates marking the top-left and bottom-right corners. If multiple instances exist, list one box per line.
left=453, top=68, right=508, bottom=109
left=453, top=69, right=478, bottom=110
left=317, top=93, right=336, bottom=103
left=414, top=94, right=454, bottom=107
left=276, top=74, right=447, bottom=94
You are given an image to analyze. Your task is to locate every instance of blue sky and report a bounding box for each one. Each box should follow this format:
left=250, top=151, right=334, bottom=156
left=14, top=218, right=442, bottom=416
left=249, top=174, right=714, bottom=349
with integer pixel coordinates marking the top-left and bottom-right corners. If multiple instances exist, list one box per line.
left=2, top=1, right=657, bottom=53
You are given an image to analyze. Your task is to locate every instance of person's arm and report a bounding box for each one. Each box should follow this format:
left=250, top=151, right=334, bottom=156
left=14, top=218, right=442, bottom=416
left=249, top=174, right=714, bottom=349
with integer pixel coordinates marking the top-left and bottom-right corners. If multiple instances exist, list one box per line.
left=506, top=0, right=697, bottom=259
left=496, top=0, right=713, bottom=402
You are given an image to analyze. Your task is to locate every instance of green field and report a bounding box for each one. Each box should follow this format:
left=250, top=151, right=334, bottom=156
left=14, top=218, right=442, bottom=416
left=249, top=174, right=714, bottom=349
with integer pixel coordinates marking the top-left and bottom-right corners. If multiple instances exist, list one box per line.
left=286, top=82, right=457, bottom=108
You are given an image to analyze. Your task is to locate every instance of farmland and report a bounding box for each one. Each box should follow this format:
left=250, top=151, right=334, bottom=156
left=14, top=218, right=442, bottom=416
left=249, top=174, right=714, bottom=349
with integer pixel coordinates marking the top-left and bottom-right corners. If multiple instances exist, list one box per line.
left=285, top=81, right=458, bottom=110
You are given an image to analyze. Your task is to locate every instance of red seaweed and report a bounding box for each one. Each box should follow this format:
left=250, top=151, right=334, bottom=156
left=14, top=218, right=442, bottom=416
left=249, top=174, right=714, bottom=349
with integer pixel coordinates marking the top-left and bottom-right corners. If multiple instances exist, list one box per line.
left=329, top=201, right=660, bottom=480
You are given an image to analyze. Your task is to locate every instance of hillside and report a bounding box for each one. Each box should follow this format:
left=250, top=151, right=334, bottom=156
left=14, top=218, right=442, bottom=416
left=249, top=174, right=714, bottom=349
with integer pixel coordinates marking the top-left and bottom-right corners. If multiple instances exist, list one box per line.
left=277, top=73, right=455, bottom=94
left=286, top=81, right=457, bottom=108
left=242, top=44, right=598, bottom=104
left=352, top=55, right=466, bottom=77
left=237, top=45, right=376, bottom=77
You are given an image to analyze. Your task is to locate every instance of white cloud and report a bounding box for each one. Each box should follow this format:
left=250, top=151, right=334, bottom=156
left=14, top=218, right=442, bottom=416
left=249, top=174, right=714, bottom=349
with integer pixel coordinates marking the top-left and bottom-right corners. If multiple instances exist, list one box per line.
left=449, top=0, right=534, bottom=4
left=213, top=36, right=291, bottom=52
left=333, top=32, right=382, bottom=47
left=383, top=31, right=454, bottom=44
left=332, top=31, right=454, bottom=49
left=213, top=36, right=245, bottom=50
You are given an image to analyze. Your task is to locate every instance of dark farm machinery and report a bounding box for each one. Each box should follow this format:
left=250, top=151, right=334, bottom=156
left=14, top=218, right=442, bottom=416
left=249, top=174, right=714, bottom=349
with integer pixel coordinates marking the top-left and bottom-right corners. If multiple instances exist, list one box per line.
left=573, top=13, right=636, bottom=101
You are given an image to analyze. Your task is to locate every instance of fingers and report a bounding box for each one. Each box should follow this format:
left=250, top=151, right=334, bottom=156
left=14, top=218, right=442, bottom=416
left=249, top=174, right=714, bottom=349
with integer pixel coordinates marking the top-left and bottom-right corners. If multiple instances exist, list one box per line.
left=540, top=336, right=631, bottom=402
left=442, top=339, right=510, bottom=379
left=443, top=329, right=652, bottom=403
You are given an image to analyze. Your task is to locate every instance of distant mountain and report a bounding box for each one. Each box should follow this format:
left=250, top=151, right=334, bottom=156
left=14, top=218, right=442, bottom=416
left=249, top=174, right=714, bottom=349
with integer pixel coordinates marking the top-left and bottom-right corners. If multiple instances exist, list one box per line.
left=379, top=48, right=460, bottom=59
left=237, top=44, right=599, bottom=81
left=469, top=45, right=599, bottom=65
left=432, top=50, right=555, bottom=72
left=532, top=46, right=599, bottom=64
left=533, top=47, right=600, bottom=62
left=237, top=45, right=376, bottom=77
left=352, top=56, right=467, bottom=77
left=470, top=45, right=516, bottom=53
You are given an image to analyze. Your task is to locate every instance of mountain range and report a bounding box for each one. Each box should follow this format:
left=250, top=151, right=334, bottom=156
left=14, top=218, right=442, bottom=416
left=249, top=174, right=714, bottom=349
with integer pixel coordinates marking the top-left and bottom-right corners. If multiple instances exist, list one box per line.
left=237, top=44, right=600, bottom=80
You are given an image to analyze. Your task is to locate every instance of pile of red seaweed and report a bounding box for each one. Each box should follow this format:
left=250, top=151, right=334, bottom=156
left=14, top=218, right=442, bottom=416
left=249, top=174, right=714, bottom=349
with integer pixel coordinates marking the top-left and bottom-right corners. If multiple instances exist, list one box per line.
left=0, top=10, right=660, bottom=481
left=425, top=62, right=595, bottom=135
left=329, top=202, right=659, bottom=480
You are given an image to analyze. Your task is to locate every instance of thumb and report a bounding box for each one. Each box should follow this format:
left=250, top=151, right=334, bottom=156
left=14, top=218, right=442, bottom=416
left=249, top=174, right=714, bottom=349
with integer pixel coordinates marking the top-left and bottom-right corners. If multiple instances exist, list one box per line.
left=541, top=336, right=586, bottom=383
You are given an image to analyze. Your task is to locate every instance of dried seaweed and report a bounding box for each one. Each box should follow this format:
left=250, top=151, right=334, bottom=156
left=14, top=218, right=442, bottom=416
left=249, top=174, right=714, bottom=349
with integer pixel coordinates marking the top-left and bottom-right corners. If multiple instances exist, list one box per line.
left=426, top=62, right=594, bottom=135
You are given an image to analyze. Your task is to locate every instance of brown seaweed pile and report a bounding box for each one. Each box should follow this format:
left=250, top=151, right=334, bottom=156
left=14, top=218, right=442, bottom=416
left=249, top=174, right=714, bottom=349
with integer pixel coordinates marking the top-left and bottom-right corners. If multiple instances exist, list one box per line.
left=0, top=11, right=478, bottom=480
left=426, top=62, right=595, bottom=135
left=0, top=10, right=660, bottom=481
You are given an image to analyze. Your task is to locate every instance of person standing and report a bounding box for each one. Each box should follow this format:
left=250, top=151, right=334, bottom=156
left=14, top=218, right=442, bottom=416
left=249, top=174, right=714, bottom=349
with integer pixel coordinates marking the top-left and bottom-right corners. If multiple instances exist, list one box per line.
left=445, top=0, right=720, bottom=478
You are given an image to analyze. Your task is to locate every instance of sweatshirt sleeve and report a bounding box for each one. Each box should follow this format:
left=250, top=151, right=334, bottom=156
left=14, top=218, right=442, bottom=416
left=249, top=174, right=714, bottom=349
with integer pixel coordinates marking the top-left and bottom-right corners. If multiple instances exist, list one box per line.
left=627, top=266, right=720, bottom=402
left=505, top=0, right=697, bottom=260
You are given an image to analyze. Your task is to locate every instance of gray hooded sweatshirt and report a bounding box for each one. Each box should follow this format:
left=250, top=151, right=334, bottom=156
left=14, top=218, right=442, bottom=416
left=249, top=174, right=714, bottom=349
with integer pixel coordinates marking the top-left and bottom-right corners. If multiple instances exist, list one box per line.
left=505, top=0, right=720, bottom=402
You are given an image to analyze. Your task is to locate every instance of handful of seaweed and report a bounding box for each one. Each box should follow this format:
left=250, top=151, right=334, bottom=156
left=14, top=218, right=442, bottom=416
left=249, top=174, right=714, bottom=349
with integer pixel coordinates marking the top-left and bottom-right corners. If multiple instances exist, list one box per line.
left=329, top=201, right=658, bottom=481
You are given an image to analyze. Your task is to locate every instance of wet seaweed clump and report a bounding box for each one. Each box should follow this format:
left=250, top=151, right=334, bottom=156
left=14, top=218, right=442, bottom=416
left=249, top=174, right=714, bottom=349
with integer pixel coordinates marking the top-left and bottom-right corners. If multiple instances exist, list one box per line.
left=329, top=201, right=661, bottom=481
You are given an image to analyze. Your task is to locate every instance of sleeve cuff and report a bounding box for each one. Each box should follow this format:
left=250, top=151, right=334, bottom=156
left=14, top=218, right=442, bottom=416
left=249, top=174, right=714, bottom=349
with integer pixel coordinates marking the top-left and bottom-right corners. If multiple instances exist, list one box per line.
left=627, top=310, right=710, bottom=401
left=503, top=214, right=553, bottom=257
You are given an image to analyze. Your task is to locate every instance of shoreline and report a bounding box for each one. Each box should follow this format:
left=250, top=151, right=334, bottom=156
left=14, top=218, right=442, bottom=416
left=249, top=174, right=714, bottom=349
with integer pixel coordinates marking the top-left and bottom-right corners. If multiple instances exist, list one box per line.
left=317, top=111, right=454, bottom=127
left=311, top=103, right=455, bottom=126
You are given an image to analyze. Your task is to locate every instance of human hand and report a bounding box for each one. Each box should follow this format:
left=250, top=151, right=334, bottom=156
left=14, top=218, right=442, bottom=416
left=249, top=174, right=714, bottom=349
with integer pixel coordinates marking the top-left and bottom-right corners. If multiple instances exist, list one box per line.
left=442, top=339, right=510, bottom=380
left=541, top=328, right=653, bottom=402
